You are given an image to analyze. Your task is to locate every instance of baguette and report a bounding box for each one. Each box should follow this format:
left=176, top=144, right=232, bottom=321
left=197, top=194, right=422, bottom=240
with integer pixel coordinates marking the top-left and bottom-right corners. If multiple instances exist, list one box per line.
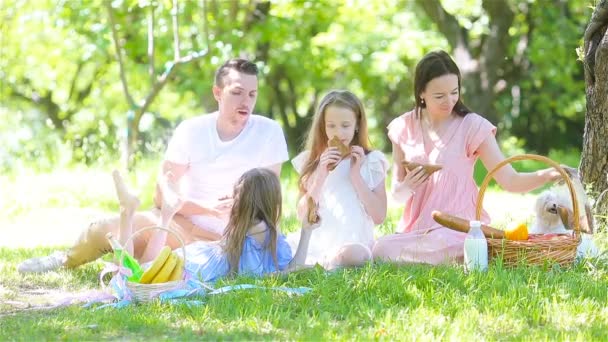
left=431, top=210, right=505, bottom=239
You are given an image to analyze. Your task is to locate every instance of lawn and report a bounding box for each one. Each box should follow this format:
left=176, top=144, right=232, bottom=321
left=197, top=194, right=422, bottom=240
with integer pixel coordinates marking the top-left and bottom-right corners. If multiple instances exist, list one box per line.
left=1, top=158, right=607, bottom=340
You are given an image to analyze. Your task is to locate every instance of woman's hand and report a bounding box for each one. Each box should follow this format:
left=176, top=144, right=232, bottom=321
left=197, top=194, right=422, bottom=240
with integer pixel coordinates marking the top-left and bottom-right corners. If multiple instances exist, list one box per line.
left=319, top=147, right=342, bottom=172
left=349, top=145, right=365, bottom=179
left=395, top=166, right=429, bottom=194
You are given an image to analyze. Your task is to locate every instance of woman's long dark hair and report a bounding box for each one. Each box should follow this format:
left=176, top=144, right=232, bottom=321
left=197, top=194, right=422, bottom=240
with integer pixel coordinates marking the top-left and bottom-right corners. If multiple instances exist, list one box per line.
left=413, top=50, right=471, bottom=118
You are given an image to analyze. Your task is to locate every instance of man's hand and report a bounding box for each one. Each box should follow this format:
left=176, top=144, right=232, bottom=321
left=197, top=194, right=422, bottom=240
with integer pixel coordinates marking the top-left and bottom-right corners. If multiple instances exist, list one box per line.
left=209, top=196, right=233, bottom=220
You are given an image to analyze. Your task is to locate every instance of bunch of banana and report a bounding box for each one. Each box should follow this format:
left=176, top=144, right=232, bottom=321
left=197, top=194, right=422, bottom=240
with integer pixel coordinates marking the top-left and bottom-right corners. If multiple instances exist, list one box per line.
left=138, top=246, right=185, bottom=284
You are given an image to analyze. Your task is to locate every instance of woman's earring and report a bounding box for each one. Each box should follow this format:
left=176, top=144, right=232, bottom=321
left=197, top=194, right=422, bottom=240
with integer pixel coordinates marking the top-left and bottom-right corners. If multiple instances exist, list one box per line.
left=420, top=98, right=425, bottom=105
left=355, top=128, right=359, bottom=133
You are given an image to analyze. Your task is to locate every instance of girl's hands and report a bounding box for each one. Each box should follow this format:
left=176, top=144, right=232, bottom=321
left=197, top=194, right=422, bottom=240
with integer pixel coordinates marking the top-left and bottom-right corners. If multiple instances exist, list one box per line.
left=319, top=147, right=343, bottom=172
left=395, top=166, right=429, bottom=194
left=303, top=216, right=322, bottom=231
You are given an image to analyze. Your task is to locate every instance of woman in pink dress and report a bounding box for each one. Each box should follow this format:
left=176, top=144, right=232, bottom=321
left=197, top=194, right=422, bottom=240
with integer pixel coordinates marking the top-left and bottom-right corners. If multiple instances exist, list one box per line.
left=372, top=50, right=562, bottom=265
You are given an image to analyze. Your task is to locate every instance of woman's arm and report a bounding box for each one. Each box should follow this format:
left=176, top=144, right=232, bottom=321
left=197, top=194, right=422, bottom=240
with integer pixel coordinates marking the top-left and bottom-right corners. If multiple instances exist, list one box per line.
left=154, top=160, right=226, bottom=217
left=477, top=135, right=560, bottom=193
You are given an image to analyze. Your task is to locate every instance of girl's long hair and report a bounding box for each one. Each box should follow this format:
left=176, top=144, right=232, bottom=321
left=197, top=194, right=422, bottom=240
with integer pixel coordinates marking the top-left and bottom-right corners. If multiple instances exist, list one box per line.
left=298, top=90, right=371, bottom=194
left=222, top=168, right=282, bottom=274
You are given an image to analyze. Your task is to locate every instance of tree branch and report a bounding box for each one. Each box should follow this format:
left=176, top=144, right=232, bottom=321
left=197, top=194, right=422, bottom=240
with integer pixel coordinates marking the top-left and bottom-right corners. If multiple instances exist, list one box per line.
left=230, top=0, right=240, bottom=21
left=147, top=4, right=155, bottom=88
left=8, top=84, right=63, bottom=131
left=136, top=50, right=208, bottom=121
left=67, top=62, right=84, bottom=103
left=201, top=0, right=211, bottom=50
left=481, top=0, right=515, bottom=88
left=415, top=0, right=464, bottom=49
left=414, top=0, right=475, bottom=72
left=105, top=0, right=137, bottom=109
left=270, top=72, right=292, bottom=139
left=172, top=0, right=180, bottom=61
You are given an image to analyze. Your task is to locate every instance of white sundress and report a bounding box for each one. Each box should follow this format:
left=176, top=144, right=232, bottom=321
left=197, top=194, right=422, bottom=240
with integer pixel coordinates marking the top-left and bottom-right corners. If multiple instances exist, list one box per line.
left=287, top=150, right=389, bottom=267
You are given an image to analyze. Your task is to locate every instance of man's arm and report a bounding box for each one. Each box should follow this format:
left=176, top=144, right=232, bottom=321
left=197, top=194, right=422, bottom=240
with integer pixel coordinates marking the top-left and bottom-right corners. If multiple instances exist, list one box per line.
left=154, top=160, right=223, bottom=217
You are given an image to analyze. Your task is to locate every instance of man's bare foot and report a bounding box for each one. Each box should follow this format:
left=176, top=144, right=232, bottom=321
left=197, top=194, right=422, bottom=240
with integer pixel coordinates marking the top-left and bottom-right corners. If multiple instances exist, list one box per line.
left=112, top=170, right=140, bottom=215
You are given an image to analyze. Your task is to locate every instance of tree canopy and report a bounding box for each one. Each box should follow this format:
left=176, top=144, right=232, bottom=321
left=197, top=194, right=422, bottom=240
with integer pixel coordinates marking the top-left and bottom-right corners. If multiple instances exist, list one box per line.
left=0, top=0, right=592, bottom=171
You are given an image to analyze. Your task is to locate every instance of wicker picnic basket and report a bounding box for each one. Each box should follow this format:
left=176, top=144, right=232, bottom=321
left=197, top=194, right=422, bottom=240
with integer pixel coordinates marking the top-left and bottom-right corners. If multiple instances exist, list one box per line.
left=476, top=154, right=581, bottom=267
left=121, top=226, right=187, bottom=302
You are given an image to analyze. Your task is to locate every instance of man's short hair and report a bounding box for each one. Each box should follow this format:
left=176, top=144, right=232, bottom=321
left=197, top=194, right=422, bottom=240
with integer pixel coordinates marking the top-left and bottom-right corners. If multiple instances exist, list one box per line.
left=214, top=58, right=259, bottom=88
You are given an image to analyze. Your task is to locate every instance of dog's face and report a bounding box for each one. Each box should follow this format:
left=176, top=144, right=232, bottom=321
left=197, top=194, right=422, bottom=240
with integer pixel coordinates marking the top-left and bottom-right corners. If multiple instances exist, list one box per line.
left=535, top=191, right=563, bottom=229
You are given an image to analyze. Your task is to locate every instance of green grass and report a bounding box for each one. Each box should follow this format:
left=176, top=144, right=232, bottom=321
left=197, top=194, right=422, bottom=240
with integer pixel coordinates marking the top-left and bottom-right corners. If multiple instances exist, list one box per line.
left=2, top=248, right=608, bottom=340
left=2, top=150, right=607, bottom=340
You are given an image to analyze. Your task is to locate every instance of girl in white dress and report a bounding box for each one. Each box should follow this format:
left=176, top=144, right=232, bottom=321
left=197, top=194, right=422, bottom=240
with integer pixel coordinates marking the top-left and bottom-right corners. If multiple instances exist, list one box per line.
left=289, top=90, right=389, bottom=269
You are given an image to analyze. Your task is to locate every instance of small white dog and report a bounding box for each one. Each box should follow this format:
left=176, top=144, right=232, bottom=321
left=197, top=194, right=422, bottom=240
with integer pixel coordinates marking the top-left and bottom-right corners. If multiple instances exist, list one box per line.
left=530, top=190, right=570, bottom=234
left=530, top=168, right=599, bottom=258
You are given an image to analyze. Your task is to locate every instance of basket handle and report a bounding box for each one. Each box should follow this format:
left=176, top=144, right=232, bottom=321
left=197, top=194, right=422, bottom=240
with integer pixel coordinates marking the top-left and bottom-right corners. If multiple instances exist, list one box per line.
left=121, top=226, right=187, bottom=267
left=475, top=154, right=580, bottom=235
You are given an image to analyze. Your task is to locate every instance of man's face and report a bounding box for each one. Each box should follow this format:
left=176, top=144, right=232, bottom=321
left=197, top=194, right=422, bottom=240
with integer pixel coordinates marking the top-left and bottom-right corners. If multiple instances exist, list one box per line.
left=213, top=69, right=258, bottom=125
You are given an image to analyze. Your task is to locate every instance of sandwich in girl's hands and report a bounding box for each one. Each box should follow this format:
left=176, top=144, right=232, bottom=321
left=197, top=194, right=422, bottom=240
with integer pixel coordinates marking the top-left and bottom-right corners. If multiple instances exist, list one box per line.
left=327, top=136, right=351, bottom=171
left=401, top=161, right=442, bottom=176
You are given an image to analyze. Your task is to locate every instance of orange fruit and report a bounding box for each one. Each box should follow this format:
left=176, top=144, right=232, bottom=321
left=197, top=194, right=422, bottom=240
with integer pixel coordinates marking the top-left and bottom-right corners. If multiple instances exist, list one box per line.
left=504, top=221, right=529, bottom=241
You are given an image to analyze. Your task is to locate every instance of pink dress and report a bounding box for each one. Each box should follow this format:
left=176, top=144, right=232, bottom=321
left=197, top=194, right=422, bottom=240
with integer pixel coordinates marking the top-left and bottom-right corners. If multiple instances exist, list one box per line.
left=372, top=110, right=496, bottom=265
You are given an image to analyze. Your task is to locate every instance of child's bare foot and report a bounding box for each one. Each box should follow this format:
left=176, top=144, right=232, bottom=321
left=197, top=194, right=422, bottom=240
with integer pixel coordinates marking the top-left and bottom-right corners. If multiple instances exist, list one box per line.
left=112, top=170, right=140, bottom=215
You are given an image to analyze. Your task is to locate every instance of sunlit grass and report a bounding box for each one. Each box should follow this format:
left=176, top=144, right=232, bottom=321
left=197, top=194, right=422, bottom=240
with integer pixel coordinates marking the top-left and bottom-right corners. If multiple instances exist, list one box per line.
left=2, top=151, right=607, bottom=340
left=1, top=247, right=607, bottom=340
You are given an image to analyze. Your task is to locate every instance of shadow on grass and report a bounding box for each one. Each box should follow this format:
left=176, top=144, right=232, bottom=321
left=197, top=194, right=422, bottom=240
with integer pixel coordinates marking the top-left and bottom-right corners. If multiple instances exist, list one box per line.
left=1, top=246, right=607, bottom=340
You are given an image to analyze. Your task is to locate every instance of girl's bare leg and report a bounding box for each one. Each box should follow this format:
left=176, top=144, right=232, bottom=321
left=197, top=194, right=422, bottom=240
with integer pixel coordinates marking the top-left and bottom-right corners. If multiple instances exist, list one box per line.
left=327, top=243, right=372, bottom=269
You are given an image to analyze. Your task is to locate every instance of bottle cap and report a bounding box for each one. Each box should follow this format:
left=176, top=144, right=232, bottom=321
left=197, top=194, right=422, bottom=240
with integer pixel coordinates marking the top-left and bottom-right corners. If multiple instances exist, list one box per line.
left=470, top=220, right=482, bottom=228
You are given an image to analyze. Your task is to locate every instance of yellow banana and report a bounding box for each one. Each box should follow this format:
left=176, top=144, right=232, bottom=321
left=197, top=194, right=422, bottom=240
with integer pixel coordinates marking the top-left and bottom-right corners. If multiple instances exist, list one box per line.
left=168, top=254, right=184, bottom=282
left=150, top=252, right=177, bottom=284
left=139, top=246, right=172, bottom=284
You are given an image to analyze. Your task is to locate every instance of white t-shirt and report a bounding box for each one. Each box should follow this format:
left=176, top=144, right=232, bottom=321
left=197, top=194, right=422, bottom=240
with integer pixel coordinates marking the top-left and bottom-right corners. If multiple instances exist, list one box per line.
left=164, top=112, right=289, bottom=233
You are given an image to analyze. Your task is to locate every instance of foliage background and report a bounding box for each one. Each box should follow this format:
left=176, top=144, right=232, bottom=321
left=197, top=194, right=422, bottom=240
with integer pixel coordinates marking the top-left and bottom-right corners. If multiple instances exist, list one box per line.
left=0, top=0, right=591, bottom=173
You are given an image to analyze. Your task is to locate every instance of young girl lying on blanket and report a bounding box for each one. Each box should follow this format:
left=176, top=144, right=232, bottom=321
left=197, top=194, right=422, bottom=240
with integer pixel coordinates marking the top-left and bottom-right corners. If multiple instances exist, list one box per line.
left=113, top=168, right=318, bottom=282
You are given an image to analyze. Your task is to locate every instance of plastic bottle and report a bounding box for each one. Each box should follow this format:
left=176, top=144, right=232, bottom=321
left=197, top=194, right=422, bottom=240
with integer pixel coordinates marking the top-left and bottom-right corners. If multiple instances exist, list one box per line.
left=106, top=233, right=144, bottom=282
left=464, top=220, right=488, bottom=272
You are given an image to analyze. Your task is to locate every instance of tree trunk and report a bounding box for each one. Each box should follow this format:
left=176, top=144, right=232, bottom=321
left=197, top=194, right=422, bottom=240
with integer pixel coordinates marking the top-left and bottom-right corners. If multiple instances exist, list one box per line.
left=580, top=0, right=608, bottom=224
left=415, top=0, right=515, bottom=125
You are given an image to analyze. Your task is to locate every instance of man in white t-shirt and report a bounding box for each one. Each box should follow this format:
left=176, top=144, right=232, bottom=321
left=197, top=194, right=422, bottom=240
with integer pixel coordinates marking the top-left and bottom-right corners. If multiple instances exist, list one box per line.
left=18, top=58, right=289, bottom=273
